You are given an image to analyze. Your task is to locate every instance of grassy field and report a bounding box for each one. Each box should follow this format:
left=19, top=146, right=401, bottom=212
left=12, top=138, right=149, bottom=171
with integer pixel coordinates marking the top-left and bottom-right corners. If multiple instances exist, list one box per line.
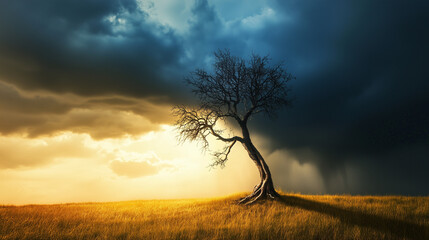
left=0, top=193, right=428, bottom=240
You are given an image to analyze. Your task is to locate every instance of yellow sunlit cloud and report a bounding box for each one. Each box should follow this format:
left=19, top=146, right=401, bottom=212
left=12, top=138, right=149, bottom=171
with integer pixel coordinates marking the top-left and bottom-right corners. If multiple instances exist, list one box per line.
left=0, top=126, right=260, bottom=204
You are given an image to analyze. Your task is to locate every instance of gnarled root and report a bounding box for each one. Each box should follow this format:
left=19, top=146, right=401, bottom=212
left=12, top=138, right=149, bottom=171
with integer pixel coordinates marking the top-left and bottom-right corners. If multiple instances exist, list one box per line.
left=238, top=180, right=280, bottom=205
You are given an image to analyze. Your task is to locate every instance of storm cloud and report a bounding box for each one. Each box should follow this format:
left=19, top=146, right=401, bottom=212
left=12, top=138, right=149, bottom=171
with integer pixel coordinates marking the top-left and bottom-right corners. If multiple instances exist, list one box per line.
left=0, top=0, right=427, bottom=195
left=0, top=0, right=185, bottom=98
left=251, top=0, right=429, bottom=195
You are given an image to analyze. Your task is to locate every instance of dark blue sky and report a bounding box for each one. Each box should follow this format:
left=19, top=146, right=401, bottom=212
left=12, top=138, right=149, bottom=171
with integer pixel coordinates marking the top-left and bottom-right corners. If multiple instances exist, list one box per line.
left=0, top=0, right=428, bottom=195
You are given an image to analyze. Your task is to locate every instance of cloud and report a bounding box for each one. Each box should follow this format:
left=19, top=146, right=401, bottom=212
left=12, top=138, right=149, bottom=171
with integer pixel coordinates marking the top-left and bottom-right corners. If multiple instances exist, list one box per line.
left=268, top=149, right=326, bottom=194
left=137, top=0, right=195, bottom=34
left=109, top=152, right=176, bottom=178
left=246, top=0, right=429, bottom=194
left=0, top=82, right=171, bottom=139
left=240, top=7, right=277, bottom=30
left=0, top=0, right=185, bottom=99
left=0, top=134, right=97, bottom=169
left=0, top=82, right=73, bottom=115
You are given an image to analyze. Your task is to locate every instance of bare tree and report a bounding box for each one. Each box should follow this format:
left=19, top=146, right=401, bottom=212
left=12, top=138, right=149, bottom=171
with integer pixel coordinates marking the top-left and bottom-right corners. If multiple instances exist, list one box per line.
left=173, top=49, right=294, bottom=204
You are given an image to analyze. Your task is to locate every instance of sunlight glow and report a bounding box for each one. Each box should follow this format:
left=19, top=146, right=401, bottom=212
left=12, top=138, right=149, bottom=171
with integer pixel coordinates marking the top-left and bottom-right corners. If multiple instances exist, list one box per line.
left=0, top=126, right=259, bottom=204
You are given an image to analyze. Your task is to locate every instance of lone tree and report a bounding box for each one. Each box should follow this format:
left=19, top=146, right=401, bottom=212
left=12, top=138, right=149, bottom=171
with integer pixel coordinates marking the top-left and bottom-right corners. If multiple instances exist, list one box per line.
left=174, top=49, right=294, bottom=204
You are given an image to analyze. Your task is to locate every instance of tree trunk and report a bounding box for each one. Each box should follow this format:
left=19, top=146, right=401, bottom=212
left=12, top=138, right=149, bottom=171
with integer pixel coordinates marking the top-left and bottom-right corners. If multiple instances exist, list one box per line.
left=238, top=124, right=280, bottom=204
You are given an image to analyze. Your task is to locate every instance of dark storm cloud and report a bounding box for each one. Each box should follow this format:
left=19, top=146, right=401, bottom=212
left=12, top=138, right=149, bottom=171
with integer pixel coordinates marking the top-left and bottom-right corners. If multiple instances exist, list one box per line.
left=0, top=0, right=184, bottom=98
left=0, top=0, right=182, bottom=139
left=247, top=0, right=429, bottom=194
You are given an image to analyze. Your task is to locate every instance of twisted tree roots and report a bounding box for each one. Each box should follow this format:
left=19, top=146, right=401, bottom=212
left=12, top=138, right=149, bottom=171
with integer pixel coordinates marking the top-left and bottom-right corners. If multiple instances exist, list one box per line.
left=238, top=180, right=281, bottom=205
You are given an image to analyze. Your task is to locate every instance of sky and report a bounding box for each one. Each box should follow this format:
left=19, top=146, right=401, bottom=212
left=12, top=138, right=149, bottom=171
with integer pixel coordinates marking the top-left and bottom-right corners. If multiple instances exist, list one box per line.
left=0, top=0, right=428, bottom=204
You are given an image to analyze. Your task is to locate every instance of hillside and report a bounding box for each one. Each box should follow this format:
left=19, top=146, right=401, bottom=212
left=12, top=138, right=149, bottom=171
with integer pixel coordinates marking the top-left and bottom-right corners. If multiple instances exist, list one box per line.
left=1, top=193, right=428, bottom=240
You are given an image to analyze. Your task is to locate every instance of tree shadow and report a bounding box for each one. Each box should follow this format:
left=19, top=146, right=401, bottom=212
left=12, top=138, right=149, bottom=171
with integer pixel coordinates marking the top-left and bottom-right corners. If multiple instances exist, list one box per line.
left=278, top=195, right=427, bottom=239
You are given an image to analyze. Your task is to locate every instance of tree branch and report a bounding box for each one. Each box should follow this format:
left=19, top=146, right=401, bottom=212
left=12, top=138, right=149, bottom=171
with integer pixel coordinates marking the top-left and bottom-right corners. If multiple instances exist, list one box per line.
left=210, top=139, right=237, bottom=167
left=173, top=106, right=243, bottom=146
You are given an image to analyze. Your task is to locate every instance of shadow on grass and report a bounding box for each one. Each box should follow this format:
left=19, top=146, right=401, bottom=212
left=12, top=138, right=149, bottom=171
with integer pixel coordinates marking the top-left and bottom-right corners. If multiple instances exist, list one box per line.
left=278, top=195, right=427, bottom=240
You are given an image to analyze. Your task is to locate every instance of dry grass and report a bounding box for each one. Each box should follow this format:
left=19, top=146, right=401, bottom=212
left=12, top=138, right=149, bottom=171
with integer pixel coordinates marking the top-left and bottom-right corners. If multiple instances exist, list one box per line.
left=1, top=193, right=428, bottom=240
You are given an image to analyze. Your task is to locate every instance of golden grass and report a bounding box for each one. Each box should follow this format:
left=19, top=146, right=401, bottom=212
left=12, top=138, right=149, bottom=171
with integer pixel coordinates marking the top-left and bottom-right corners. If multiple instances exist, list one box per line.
left=1, top=193, right=428, bottom=240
